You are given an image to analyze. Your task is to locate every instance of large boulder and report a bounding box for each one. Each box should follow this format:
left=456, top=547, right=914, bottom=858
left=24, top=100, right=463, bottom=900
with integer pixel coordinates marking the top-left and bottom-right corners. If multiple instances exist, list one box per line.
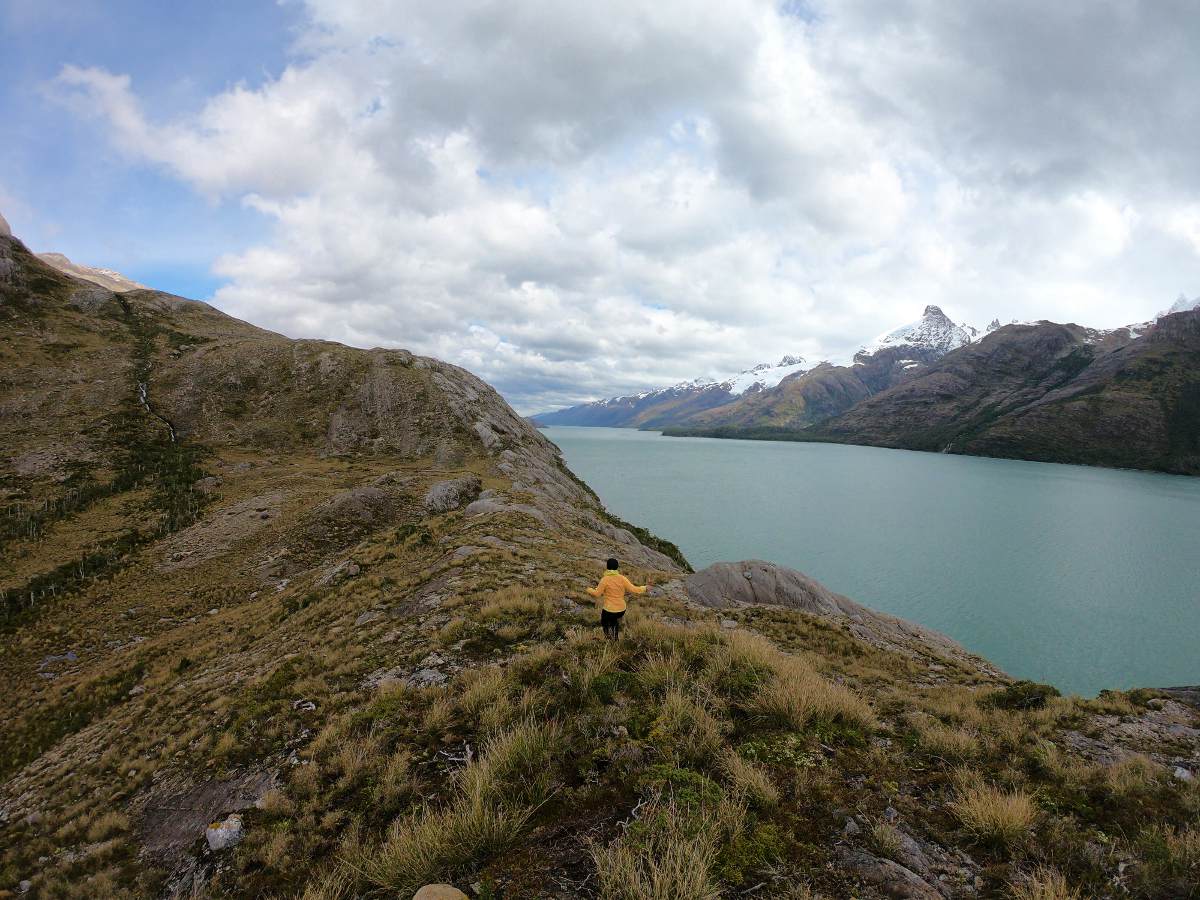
left=686, top=560, right=985, bottom=669
left=424, top=476, right=483, bottom=513
left=686, top=559, right=843, bottom=616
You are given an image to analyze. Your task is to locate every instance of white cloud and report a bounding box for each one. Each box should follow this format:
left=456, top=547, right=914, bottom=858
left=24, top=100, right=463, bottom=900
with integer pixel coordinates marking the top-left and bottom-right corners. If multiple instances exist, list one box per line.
left=50, top=0, right=1200, bottom=412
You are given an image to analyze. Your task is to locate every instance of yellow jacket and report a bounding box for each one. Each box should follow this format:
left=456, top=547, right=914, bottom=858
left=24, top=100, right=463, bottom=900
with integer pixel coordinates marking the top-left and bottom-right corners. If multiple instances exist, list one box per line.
left=587, top=570, right=647, bottom=613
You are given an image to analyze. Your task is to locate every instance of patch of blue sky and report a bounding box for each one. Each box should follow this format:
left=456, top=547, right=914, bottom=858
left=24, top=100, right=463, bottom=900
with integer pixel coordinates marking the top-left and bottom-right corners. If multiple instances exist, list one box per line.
left=779, top=1, right=821, bottom=25
left=0, top=0, right=301, bottom=292
left=476, top=166, right=563, bottom=207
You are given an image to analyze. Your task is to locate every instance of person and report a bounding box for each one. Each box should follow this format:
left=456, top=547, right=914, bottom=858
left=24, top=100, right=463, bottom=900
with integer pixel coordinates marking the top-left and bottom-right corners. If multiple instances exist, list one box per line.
left=587, top=557, right=648, bottom=641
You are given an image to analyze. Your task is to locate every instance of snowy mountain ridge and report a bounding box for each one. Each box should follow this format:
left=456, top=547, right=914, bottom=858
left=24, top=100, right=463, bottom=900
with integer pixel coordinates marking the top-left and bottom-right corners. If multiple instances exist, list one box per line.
left=626, top=354, right=809, bottom=404
left=857, top=305, right=979, bottom=360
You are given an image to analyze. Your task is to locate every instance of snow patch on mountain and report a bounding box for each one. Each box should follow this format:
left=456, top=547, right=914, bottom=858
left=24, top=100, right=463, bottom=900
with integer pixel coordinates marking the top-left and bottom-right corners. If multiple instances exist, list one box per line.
left=859, top=305, right=978, bottom=358
left=723, top=354, right=808, bottom=395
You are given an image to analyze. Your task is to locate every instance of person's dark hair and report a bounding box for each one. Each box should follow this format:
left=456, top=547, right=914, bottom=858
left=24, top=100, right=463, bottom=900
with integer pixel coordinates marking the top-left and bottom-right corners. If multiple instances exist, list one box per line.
left=606, top=558, right=619, bottom=570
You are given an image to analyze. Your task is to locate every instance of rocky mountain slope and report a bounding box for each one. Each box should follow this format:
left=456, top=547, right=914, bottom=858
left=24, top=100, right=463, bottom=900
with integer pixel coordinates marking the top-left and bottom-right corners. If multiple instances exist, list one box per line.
left=535, top=307, right=981, bottom=431
left=1, top=226, right=1197, bottom=899
left=532, top=356, right=809, bottom=428
left=36, top=252, right=147, bottom=293
left=677, top=313, right=1200, bottom=475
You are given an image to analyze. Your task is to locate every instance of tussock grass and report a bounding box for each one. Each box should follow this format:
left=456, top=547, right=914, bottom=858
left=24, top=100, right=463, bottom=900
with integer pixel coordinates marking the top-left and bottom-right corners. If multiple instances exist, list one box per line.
left=355, top=718, right=561, bottom=893
left=719, top=750, right=779, bottom=809
left=750, top=656, right=875, bottom=732
left=84, top=811, right=129, bottom=843
left=590, top=796, right=748, bottom=900
left=916, top=719, right=978, bottom=761
left=299, top=868, right=354, bottom=900
left=1135, top=824, right=1200, bottom=896
left=636, top=651, right=690, bottom=698
left=1105, top=754, right=1160, bottom=796
left=1008, top=867, right=1082, bottom=900
left=952, top=778, right=1037, bottom=849
left=462, top=717, right=564, bottom=806
left=459, top=666, right=508, bottom=719
left=869, top=822, right=906, bottom=862
left=652, top=690, right=725, bottom=766
left=374, top=751, right=417, bottom=810
left=355, top=788, right=533, bottom=894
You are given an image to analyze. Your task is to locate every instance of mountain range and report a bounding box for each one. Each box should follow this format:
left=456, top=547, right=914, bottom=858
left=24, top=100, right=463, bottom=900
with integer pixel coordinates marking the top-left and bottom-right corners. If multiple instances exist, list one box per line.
left=536, top=303, right=1200, bottom=475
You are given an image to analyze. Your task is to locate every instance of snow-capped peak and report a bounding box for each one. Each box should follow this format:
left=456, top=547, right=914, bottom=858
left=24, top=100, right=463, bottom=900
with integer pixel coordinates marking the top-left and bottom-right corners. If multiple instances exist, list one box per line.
left=1162, top=294, right=1199, bottom=317
left=723, top=355, right=808, bottom=395
left=860, top=305, right=978, bottom=358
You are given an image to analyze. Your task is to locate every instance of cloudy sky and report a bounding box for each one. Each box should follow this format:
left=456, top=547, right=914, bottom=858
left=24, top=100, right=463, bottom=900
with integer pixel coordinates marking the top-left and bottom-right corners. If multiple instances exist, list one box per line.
left=3, top=1, right=1199, bottom=412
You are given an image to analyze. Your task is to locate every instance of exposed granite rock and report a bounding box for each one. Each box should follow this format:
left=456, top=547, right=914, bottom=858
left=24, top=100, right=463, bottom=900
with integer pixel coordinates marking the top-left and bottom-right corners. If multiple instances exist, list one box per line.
left=686, top=560, right=992, bottom=670
left=424, top=476, right=483, bottom=513
left=837, top=847, right=944, bottom=899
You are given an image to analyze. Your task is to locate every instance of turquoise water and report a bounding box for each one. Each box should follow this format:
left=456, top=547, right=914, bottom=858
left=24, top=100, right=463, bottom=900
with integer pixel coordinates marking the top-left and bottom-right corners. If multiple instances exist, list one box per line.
left=543, top=426, right=1200, bottom=697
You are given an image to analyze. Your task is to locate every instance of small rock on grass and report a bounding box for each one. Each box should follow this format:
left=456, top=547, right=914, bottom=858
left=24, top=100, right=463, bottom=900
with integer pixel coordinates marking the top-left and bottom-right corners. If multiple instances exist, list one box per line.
left=206, top=814, right=244, bottom=851
left=413, top=886, right=470, bottom=900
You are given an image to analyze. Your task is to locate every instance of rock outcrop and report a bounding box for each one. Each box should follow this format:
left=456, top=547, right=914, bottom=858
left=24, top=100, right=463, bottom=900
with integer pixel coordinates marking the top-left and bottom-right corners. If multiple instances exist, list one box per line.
left=685, top=560, right=993, bottom=669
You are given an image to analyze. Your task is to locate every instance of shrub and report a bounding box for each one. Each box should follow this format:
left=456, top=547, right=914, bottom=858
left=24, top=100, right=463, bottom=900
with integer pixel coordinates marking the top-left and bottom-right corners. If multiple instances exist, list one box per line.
left=952, top=781, right=1036, bottom=849
left=986, top=681, right=1061, bottom=711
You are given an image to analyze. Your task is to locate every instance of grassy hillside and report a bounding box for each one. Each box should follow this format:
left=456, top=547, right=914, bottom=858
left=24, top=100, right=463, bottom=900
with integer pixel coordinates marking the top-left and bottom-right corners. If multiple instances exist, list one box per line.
left=1, top=234, right=1197, bottom=898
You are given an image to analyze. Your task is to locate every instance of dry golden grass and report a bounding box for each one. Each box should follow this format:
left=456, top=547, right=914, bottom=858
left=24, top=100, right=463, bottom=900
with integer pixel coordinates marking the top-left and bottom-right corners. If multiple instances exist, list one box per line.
left=461, top=717, right=564, bottom=806
left=375, top=751, right=417, bottom=809
left=953, top=779, right=1037, bottom=848
left=354, top=781, right=533, bottom=893
left=719, top=750, right=779, bottom=809
left=870, top=822, right=906, bottom=861
left=298, top=868, right=354, bottom=900
left=916, top=720, right=978, bottom=761
left=459, top=666, right=507, bottom=718
left=84, top=810, right=129, bottom=843
left=750, top=656, right=875, bottom=731
left=636, top=651, right=690, bottom=698
left=1008, top=867, right=1082, bottom=900
left=331, top=733, right=384, bottom=787
left=1105, top=754, right=1159, bottom=796
left=652, top=689, right=725, bottom=766
left=421, top=692, right=457, bottom=734
left=590, top=799, right=728, bottom=900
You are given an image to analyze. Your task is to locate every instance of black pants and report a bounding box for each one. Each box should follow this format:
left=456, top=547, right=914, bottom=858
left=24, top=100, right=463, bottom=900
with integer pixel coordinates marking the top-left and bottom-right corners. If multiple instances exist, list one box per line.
left=600, top=609, right=625, bottom=640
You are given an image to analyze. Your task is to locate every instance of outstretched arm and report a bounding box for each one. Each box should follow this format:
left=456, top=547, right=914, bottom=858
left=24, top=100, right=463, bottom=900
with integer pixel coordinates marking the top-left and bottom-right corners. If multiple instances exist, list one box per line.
left=586, top=582, right=603, bottom=597
left=622, top=574, right=648, bottom=594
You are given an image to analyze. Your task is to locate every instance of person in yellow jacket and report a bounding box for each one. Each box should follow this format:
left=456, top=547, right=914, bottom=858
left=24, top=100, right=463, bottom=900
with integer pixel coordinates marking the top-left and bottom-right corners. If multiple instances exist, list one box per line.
left=587, top=557, right=648, bottom=640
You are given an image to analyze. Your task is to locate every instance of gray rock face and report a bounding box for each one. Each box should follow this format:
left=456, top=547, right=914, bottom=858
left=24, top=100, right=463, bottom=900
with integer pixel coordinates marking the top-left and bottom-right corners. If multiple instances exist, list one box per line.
left=205, top=814, right=244, bottom=851
left=0, top=211, right=11, bottom=238
left=424, top=476, right=483, bottom=513
left=686, top=560, right=984, bottom=668
left=837, top=847, right=943, bottom=899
